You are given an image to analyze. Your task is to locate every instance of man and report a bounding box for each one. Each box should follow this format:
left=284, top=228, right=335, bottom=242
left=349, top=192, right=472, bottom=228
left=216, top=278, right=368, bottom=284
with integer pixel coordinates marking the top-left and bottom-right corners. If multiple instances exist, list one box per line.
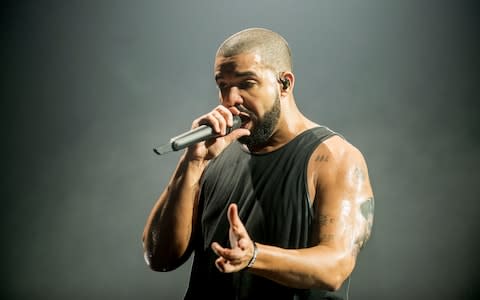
left=143, top=27, right=374, bottom=299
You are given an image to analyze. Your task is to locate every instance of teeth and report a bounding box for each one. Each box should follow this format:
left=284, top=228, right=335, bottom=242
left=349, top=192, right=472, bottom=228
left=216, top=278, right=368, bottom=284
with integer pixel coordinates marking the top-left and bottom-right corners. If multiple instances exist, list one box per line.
left=239, top=113, right=251, bottom=123
left=236, top=114, right=251, bottom=128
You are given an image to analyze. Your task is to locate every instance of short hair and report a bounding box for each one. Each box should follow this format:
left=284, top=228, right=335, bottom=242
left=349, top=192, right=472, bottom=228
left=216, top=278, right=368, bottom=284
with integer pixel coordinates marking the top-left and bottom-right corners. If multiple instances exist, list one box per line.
left=215, top=27, right=292, bottom=73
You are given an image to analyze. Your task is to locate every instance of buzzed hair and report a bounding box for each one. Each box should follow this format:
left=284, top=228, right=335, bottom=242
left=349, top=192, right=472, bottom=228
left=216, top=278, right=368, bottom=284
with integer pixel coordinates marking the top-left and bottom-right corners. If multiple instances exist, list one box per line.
left=216, top=28, right=293, bottom=73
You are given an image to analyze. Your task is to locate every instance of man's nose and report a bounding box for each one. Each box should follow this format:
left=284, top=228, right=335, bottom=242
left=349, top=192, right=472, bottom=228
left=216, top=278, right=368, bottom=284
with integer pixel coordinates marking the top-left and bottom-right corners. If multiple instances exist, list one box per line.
left=222, top=86, right=243, bottom=107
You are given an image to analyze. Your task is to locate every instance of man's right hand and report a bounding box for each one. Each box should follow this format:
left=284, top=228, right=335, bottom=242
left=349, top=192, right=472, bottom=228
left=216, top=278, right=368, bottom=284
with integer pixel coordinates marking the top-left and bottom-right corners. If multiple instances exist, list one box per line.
left=185, top=105, right=250, bottom=162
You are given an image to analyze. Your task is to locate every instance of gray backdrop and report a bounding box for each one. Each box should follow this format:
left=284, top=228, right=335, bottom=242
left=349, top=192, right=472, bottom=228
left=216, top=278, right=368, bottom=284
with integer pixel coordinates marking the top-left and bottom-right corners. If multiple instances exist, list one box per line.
left=2, top=0, right=479, bottom=299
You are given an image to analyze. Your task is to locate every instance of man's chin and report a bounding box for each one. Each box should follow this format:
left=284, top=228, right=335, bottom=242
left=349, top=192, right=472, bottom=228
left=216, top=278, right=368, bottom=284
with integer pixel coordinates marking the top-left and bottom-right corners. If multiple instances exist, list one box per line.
left=237, top=135, right=257, bottom=149
left=237, top=135, right=252, bottom=146
left=238, top=131, right=270, bottom=149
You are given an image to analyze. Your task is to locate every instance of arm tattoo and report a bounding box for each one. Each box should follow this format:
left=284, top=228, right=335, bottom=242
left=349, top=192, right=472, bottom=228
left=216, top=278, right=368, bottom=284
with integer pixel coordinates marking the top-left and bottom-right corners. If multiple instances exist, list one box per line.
left=353, top=196, right=375, bottom=256
left=318, top=215, right=335, bottom=226
left=319, top=233, right=335, bottom=243
left=352, top=166, right=365, bottom=184
left=315, top=154, right=329, bottom=162
left=361, top=196, right=375, bottom=221
left=312, top=215, right=335, bottom=244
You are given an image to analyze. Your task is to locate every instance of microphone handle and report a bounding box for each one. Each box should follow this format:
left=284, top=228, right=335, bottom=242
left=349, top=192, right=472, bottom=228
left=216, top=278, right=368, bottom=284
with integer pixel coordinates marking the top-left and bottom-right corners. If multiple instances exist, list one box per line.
left=171, top=125, right=217, bottom=151
left=153, top=116, right=242, bottom=155
left=171, top=115, right=242, bottom=151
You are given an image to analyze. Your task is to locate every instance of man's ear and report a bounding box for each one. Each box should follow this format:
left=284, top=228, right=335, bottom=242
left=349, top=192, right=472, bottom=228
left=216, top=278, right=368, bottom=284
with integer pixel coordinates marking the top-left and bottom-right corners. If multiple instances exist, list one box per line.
left=279, top=72, right=294, bottom=95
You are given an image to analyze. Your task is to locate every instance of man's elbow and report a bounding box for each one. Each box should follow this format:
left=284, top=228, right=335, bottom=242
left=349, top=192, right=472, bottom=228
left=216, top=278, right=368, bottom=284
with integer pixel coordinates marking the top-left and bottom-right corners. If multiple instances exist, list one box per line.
left=144, top=250, right=178, bottom=272
left=319, top=257, right=356, bottom=291
left=143, top=241, right=191, bottom=272
left=326, top=273, right=348, bottom=292
left=316, top=270, right=350, bottom=292
left=142, top=237, right=178, bottom=272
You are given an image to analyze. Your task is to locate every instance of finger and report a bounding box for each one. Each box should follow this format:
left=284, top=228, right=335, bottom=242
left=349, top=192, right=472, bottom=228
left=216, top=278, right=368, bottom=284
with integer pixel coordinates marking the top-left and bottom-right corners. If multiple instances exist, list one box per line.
left=225, top=128, right=250, bottom=142
left=211, top=110, right=227, bottom=135
left=214, top=256, right=227, bottom=272
left=228, top=105, right=241, bottom=116
left=215, top=257, right=236, bottom=273
left=193, top=114, right=220, bottom=133
left=212, top=242, right=243, bottom=261
left=215, top=256, right=245, bottom=273
left=211, top=242, right=223, bottom=256
left=215, top=105, right=234, bottom=128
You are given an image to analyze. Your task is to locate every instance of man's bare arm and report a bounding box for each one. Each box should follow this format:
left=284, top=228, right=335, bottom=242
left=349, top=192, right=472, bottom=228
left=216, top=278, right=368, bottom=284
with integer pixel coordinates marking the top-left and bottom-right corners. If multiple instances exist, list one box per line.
left=252, top=138, right=373, bottom=290
left=212, top=137, right=374, bottom=291
left=143, top=106, right=250, bottom=271
left=142, top=154, right=206, bottom=271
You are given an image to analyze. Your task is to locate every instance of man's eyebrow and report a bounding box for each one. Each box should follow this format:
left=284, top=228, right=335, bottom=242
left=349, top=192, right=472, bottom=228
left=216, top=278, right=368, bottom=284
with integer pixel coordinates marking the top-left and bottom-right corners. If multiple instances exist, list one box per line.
left=215, top=71, right=258, bottom=81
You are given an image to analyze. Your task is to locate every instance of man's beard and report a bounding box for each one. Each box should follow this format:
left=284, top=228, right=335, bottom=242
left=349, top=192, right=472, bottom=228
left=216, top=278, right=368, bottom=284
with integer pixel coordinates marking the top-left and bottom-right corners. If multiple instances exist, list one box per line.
left=238, top=96, right=281, bottom=149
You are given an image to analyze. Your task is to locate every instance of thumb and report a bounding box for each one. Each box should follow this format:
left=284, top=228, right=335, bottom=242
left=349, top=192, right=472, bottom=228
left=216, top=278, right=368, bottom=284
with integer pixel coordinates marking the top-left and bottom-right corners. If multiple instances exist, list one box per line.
left=226, top=128, right=250, bottom=143
left=227, top=203, right=247, bottom=234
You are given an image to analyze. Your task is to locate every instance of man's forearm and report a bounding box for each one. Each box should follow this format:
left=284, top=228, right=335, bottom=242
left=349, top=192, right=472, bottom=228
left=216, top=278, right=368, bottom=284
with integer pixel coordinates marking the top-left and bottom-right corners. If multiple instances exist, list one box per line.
left=249, top=244, right=355, bottom=291
left=143, top=154, right=207, bottom=271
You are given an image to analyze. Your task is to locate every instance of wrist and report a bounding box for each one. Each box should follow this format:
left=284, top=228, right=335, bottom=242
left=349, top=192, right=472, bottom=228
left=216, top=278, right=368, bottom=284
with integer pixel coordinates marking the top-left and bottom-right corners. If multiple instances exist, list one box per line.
left=182, top=152, right=208, bottom=170
left=246, top=241, right=258, bottom=269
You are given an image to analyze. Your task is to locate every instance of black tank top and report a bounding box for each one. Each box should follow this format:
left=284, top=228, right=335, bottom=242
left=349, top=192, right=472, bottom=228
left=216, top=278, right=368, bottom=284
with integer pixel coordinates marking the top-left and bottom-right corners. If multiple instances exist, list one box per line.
left=185, top=126, right=348, bottom=300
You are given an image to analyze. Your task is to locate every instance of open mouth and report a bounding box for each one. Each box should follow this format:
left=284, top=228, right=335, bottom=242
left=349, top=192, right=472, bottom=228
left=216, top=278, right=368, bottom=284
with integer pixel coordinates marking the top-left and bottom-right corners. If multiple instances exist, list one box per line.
left=238, top=113, right=252, bottom=129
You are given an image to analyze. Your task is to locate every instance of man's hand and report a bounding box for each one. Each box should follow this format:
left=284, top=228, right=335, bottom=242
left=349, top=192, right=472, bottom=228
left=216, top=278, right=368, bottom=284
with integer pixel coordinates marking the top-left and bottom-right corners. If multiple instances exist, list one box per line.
left=186, top=105, right=250, bottom=162
left=211, top=203, right=255, bottom=273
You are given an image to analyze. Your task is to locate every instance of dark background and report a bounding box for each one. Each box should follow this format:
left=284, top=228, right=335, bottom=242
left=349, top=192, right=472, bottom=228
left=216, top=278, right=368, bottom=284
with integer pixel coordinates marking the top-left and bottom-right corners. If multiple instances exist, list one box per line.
left=2, top=1, right=479, bottom=299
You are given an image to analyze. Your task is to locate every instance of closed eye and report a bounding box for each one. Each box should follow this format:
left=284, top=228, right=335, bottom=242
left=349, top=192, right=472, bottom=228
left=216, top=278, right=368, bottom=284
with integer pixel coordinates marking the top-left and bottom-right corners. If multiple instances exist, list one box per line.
left=217, top=82, right=227, bottom=91
left=217, top=80, right=256, bottom=92
left=238, top=81, right=256, bottom=90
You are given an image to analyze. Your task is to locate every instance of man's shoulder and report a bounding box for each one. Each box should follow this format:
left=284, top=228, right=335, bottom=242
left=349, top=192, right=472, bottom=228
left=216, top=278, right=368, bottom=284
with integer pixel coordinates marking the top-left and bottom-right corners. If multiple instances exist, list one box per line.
left=309, top=134, right=367, bottom=175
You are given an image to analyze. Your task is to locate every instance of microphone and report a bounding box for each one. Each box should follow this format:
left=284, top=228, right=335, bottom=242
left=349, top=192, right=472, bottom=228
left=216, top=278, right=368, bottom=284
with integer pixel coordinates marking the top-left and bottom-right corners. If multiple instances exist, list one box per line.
left=153, top=115, right=242, bottom=155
